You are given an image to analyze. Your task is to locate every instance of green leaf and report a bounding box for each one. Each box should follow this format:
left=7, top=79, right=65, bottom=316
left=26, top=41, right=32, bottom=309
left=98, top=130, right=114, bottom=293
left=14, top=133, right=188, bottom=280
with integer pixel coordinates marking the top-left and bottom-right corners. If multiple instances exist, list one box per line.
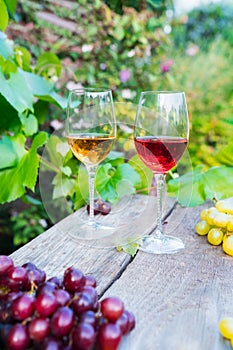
left=116, top=237, right=142, bottom=257
left=0, top=0, right=9, bottom=31
left=216, top=141, right=233, bottom=166
left=96, top=162, right=140, bottom=202
left=167, top=166, right=206, bottom=207
left=30, top=131, right=48, bottom=152
left=19, top=113, right=38, bottom=136
left=2, top=58, right=17, bottom=75
left=5, top=0, right=17, bottom=14
left=61, top=166, right=72, bottom=177
left=203, top=167, right=233, bottom=200
left=52, top=173, right=76, bottom=199
left=0, top=93, right=19, bottom=132
left=14, top=46, right=32, bottom=70
left=167, top=166, right=233, bottom=207
left=0, top=33, right=13, bottom=58
left=0, top=135, right=18, bottom=169
left=0, top=68, right=34, bottom=113
left=36, top=52, right=62, bottom=78
left=0, top=132, right=48, bottom=203
left=21, top=71, right=67, bottom=109
left=129, top=154, right=153, bottom=193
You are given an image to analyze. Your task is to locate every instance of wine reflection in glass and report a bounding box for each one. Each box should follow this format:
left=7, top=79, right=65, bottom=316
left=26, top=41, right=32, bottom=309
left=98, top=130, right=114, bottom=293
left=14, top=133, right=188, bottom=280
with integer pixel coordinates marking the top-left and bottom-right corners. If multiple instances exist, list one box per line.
left=134, top=91, right=189, bottom=254
left=66, top=88, right=116, bottom=238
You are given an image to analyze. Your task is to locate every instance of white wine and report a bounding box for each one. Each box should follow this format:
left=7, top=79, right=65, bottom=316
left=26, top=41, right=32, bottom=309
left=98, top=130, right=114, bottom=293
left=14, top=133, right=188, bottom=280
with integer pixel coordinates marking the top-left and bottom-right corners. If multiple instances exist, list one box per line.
left=67, top=134, right=115, bottom=166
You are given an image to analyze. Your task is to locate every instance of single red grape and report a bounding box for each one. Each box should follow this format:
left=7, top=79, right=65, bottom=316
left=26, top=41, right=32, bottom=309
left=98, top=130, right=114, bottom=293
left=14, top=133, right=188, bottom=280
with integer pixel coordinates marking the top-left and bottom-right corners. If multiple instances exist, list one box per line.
left=53, top=289, right=71, bottom=306
left=63, top=267, right=85, bottom=293
left=80, top=286, right=98, bottom=303
left=72, top=323, right=96, bottom=350
left=124, top=310, right=136, bottom=332
left=98, top=323, right=122, bottom=350
left=5, top=324, right=30, bottom=350
left=28, top=317, right=50, bottom=341
left=7, top=266, right=28, bottom=290
left=72, top=293, right=94, bottom=315
left=116, top=311, right=129, bottom=335
left=84, top=275, right=97, bottom=288
left=47, top=277, right=62, bottom=288
left=41, top=336, right=63, bottom=350
left=36, top=281, right=58, bottom=296
left=98, top=200, right=111, bottom=215
left=79, top=310, right=97, bottom=328
left=100, top=297, right=124, bottom=323
left=50, top=306, right=74, bottom=337
left=0, top=256, right=14, bottom=275
left=35, top=292, right=59, bottom=317
left=11, top=293, right=35, bottom=321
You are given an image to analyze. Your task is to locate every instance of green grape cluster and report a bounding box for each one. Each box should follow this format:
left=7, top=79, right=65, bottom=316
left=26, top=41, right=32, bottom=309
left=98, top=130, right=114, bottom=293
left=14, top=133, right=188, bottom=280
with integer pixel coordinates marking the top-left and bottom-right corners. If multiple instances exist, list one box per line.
left=195, top=197, right=233, bottom=256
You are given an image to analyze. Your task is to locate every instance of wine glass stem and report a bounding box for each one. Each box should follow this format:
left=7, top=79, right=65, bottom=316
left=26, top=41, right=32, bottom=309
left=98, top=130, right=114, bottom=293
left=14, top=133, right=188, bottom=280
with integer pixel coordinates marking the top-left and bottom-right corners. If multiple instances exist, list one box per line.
left=87, top=165, right=97, bottom=224
left=154, top=173, right=166, bottom=240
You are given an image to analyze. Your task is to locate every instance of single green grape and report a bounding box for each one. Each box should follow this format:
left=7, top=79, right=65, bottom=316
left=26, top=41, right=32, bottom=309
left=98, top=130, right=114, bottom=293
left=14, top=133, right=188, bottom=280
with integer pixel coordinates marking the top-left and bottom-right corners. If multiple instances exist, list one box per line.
left=219, top=317, right=233, bottom=339
left=200, top=209, right=208, bottom=221
left=207, top=228, right=223, bottom=245
left=213, top=212, right=230, bottom=228
left=222, top=234, right=233, bottom=256
left=195, top=221, right=210, bottom=236
left=206, top=207, right=219, bottom=225
left=216, top=197, right=233, bottom=215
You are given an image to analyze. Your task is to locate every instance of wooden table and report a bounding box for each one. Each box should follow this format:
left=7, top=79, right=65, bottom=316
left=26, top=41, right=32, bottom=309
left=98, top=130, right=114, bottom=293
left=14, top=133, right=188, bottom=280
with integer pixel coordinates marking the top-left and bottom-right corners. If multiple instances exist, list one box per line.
left=10, top=195, right=233, bottom=350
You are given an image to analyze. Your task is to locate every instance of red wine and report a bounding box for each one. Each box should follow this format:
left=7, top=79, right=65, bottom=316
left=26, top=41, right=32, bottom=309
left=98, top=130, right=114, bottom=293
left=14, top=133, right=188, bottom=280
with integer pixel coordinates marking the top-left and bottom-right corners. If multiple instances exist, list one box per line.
left=134, top=136, right=188, bottom=173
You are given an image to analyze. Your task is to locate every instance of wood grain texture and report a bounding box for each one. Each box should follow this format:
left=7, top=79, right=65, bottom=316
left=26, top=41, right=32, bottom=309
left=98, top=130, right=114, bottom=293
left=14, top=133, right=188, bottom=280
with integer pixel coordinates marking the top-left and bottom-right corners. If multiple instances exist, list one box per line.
left=104, top=202, right=233, bottom=350
left=10, top=196, right=233, bottom=349
left=10, top=195, right=174, bottom=295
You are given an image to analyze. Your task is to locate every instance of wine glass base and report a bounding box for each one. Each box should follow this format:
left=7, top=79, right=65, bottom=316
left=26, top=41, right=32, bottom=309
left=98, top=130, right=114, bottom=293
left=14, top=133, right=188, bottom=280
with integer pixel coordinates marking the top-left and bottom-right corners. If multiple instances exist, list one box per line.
left=139, top=235, right=185, bottom=254
left=67, top=219, right=116, bottom=241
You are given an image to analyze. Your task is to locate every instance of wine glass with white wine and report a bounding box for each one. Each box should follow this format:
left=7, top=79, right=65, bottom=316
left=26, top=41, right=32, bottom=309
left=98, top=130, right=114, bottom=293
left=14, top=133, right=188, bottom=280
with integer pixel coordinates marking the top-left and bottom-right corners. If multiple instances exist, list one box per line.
left=66, top=88, right=116, bottom=239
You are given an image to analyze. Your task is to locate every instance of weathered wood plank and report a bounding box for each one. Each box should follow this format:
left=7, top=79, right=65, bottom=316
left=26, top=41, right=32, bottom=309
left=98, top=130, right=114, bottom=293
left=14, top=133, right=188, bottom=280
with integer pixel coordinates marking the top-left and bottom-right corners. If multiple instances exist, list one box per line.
left=103, top=202, right=233, bottom=350
left=10, top=195, right=175, bottom=296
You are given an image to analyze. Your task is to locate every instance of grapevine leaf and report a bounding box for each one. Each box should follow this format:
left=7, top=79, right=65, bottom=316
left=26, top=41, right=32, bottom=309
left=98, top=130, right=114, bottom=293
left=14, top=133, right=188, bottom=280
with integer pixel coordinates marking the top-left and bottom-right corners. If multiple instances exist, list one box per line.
left=167, top=165, right=233, bottom=207
left=116, top=237, right=142, bottom=257
left=0, top=94, right=20, bottom=132
left=14, top=46, right=32, bottom=70
left=128, top=154, right=153, bottom=193
left=4, top=0, right=17, bottom=14
left=96, top=163, right=140, bottom=202
left=21, top=71, right=67, bottom=109
left=19, top=113, right=38, bottom=136
left=35, top=52, right=62, bottom=78
left=167, top=166, right=206, bottom=207
left=0, top=68, right=34, bottom=113
left=0, top=136, right=18, bottom=169
left=0, top=0, right=8, bottom=31
left=0, top=132, right=48, bottom=203
left=0, top=32, right=13, bottom=58
left=52, top=174, right=76, bottom=199
left=216, top=141, right=233, bottom=166
left=203, top=167, right=233, bottom=200
left=30, top=131, right=48, bottom=152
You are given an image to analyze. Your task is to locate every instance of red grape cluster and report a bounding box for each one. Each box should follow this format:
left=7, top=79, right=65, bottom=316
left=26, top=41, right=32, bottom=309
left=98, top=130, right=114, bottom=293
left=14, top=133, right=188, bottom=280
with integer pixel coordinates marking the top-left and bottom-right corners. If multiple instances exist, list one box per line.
left=0, top=255, right=135, bottom=350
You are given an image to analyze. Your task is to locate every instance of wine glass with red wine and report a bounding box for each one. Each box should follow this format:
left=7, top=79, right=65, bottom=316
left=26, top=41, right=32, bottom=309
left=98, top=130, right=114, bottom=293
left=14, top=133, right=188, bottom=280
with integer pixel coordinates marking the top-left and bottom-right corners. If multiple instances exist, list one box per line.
left=66, top=88, right=116, bottom=239
left=134, top=91, right=189, bottom=254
